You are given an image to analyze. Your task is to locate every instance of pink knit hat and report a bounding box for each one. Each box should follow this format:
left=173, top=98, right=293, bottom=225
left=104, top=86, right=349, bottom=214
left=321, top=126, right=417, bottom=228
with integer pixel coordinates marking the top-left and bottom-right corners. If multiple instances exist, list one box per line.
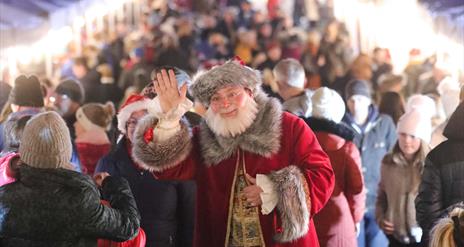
left=397, top=108, right=432, bottom=143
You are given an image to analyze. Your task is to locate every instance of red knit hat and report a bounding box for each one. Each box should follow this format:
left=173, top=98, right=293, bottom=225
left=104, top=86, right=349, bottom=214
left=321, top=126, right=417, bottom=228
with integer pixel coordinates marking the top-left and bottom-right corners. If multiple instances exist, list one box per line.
left=117, top=94, right=156, bottom=134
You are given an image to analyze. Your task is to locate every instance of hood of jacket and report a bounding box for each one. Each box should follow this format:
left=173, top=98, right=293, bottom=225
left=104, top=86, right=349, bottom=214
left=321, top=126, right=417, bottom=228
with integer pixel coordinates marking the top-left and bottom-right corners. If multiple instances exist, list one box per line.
left=282, top=89, right=313, bottom=118
left=305, top=117, right=355, bottom=151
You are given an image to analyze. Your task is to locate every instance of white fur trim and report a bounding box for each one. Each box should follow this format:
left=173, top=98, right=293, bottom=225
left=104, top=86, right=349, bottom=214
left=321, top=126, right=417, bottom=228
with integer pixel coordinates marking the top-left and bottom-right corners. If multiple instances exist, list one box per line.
left=117, top=98, right=154, bottom=134
left=148, top=97, right=193, bottom=122
left=146, top=97, right=163, bottom=117
left=76, top=107, right=107, bottom=132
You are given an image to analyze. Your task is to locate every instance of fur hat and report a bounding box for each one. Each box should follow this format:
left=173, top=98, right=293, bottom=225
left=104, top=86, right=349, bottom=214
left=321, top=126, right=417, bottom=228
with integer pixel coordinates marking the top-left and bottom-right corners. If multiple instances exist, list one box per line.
left=406, top=94, right=435, bottom=119
left=76, top=102, right=115, bottom=132
left=311, top=87, right=345, bottom=123
left=55, top=79, right=85, bottom=104
left=117, top=94, right=157, bottom=134
left=345, top=79, right=371, bottom=100
left=19, top=111, right=72, bottom=169
left=397, top=108, right=432, bottom=143
left=190, top=59, right=262, bottom=106
left=9, top=75, right=44, bottom=107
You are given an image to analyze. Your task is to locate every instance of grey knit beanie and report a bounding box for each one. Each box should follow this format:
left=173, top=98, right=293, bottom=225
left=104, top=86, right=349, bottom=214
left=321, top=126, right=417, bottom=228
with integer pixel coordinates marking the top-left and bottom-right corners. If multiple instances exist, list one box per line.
left=19, top=111, right=72, bottom=169
left=345, top=79, right=371, bottom=100
left=190, top=59, right=262, bottom=106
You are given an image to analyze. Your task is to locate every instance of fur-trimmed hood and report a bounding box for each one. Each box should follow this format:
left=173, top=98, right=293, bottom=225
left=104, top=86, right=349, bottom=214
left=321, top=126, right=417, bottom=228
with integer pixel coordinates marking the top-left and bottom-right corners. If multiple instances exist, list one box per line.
left=199, top=91, right=282, bottom=166
left=305, top=117, right=355, bottom=141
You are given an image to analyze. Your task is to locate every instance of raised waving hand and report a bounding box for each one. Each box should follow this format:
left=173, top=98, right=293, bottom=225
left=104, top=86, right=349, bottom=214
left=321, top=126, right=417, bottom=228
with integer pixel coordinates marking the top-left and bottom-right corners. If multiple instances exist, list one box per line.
left=153, top=69, right=188, bottom=113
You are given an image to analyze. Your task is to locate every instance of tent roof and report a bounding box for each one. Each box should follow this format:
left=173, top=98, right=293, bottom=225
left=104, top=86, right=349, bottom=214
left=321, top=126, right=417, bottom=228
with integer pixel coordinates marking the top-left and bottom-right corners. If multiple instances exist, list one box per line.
left=419, top=0, right=464, bottom=43
left=0, top=0, right=96, bottom=49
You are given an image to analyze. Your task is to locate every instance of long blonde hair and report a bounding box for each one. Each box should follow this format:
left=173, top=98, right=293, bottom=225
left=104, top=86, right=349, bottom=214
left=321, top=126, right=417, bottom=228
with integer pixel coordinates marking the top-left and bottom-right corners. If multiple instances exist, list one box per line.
left=429, top=205, right=464, bottom=247
left=390, top=140, right=429, bottom=168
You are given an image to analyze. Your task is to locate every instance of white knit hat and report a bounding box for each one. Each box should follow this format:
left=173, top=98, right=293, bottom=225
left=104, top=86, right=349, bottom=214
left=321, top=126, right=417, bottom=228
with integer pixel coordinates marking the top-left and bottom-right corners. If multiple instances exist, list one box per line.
left=117, top=94, right=159, bottom=134
left=406, top=94, right=436, bottom=119
left=397, top=108, right=432, bottom=143
left=19, top=111, right=72, bottom=169
left=311, top=87, right=345, bottom=123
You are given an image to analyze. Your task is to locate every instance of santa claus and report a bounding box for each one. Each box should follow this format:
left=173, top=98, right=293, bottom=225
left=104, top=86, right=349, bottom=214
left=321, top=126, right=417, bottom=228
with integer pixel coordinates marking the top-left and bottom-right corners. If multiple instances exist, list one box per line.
left=132, top=59, right=334, bottom=246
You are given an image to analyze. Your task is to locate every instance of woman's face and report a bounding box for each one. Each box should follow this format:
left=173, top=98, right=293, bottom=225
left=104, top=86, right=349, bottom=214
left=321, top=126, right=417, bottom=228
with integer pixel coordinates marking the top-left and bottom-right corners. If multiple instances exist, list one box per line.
left=398, top=132, right=421, bottom=160
left=74, top=121, right=85, bottom=137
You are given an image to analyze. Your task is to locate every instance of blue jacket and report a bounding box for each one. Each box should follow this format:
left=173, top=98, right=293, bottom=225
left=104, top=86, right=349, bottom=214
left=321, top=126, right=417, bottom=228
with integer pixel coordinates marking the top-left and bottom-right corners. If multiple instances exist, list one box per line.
left=96, top=137, right=195, bottom=247
left=343, top=105, right=397, bottom=213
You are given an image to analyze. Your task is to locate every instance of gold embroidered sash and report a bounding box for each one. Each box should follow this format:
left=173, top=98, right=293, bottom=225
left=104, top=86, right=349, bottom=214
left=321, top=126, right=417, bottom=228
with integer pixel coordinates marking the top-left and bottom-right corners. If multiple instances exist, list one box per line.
left=225, top=150, right=265, bottom=247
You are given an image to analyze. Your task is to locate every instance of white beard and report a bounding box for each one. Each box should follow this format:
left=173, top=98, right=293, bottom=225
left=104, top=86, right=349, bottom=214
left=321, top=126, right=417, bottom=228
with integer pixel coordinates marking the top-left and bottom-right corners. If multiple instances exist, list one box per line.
left=205, top=96, right=259, bottom=138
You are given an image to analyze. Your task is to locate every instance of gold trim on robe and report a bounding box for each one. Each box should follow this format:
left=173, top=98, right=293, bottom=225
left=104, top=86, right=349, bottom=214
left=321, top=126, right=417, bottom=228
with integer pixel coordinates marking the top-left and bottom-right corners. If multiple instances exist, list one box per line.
left=225, top=150, right=266, bottom=247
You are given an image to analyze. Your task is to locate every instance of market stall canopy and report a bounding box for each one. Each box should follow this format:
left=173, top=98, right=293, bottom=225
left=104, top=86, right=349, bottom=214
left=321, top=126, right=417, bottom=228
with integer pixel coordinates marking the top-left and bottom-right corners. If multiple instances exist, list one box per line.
left=0, top=0, right=99, bottom=49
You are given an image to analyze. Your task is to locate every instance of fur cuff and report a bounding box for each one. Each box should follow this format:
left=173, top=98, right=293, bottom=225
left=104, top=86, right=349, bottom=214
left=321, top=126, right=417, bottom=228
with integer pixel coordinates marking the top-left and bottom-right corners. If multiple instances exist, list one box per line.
left=132, top=115, right=192, bottom=172
left=268, top=166, right=311, bottom=243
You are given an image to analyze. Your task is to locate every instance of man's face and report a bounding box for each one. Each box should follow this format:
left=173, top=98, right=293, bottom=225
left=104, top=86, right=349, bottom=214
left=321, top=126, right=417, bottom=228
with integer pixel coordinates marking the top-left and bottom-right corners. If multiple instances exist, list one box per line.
left=205, top=85, right=258, bottom=137
left=209, top=85, right=251, bottom=118
left=347, top=95, right=371, bottom=117
left=126, top=110, right=148, bottom=143
left=53, top=93, right=73, bottom=117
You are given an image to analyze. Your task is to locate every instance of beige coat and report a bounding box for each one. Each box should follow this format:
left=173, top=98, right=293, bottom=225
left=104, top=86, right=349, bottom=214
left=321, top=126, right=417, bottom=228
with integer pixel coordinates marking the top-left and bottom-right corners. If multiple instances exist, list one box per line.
left=375, top=152, right=423, bottom=240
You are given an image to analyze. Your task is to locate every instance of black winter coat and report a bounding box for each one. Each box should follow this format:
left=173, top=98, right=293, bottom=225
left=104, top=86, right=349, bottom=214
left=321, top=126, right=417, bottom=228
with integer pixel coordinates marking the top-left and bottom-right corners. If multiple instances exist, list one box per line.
left=0, top=165, right=140, bottom=246
left=96, top=137, right=195, bottom=247
left=416, top=101, right=464, bottom=243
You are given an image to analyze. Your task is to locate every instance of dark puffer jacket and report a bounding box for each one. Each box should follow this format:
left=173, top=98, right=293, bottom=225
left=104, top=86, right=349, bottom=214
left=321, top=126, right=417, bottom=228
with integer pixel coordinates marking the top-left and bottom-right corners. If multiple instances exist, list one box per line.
left=96, top=137, right=195, bottom=247
left=0, top=165, right=140, bottom=246
left=415, top=101, right=464, bottom=243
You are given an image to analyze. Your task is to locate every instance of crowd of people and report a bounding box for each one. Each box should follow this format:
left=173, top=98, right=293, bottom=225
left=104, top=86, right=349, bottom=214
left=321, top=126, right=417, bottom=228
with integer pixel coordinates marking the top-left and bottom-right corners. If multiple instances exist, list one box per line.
left=0, top=1, right=463, bottom=247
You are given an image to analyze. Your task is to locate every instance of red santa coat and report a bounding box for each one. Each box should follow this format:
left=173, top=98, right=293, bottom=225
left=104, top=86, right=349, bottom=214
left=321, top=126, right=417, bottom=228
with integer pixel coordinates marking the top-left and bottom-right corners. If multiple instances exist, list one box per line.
left=133, top=96, right=334, bottom=247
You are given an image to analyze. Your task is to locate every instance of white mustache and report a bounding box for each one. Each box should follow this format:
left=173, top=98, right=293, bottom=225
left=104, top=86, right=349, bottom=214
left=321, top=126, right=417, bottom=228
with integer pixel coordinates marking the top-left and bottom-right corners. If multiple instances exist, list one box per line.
left=217, top=107, right=237, bottom=114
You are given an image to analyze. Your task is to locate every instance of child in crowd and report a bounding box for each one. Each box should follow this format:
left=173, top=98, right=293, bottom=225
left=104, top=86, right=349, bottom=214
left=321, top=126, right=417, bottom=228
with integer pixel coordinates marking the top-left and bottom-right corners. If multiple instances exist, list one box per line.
left=376, top=108, right=431, bottom=246
left=74, top=102, right=115, bottom=175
